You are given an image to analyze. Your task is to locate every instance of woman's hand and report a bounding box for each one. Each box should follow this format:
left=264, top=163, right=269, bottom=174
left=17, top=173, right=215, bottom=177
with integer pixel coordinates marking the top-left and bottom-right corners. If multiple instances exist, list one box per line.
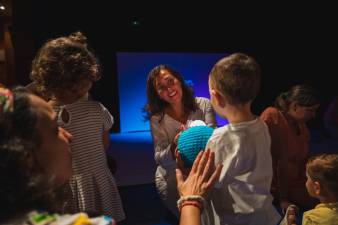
left=170, top=126, right=185, bottom=159
left=176, top=149, right=222, bottom=198
left=175, top=149, right=189, bottom=176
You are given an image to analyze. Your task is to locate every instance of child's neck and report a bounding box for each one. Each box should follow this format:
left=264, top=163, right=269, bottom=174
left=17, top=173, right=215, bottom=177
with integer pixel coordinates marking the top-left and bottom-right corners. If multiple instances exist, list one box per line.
left=50, top=93, right=88, bottom=106
left=225, top=102, right=255, bottom=124
left=319, top=195, right=338, bottom=204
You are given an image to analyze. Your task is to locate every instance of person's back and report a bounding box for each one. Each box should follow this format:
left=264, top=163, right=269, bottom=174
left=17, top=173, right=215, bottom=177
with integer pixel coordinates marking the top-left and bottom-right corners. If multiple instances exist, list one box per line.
left=206, top=53, right=280, bottom=225
left=53, top=99, right=110, bottom=173
left=208, top=117, right=279, bottom=224
left=29, top=31, right=125, bottom=222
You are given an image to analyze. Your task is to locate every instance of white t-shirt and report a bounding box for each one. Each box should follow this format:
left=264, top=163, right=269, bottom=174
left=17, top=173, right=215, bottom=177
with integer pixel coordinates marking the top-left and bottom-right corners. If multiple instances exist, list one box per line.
left=206, top=117, right=281, bottom=225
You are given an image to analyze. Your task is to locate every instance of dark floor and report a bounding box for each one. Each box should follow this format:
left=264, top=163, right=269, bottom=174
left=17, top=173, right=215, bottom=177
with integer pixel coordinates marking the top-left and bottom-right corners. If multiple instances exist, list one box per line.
left=118, top=183, right=179, bottom=225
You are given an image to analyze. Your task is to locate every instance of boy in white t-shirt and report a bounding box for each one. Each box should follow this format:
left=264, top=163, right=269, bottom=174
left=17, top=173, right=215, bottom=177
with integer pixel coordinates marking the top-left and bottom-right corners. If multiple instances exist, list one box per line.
left=206, top=53, right=281, bottom=225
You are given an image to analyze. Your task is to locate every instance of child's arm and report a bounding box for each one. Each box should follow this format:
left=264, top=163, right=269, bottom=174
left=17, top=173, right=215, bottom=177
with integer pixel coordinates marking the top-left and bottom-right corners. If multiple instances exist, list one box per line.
left=99, top=103, right=114, bottom=151
left=103, top=130, right=110, bottom=150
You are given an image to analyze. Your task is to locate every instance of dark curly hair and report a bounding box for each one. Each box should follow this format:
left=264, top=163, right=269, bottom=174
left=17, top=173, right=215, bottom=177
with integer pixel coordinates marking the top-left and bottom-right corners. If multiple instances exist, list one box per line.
left=30, top=31, right=100, bottom=99
left=0, top=87, right=64, bottom=222
left=144, top=64, right=197, bottom=121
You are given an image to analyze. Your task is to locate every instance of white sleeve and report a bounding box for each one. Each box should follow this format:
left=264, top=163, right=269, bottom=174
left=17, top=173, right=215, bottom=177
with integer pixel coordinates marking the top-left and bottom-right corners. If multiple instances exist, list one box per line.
left=203, top=98, right=217, bottom=128
left=150, top=117, right=176, bottom=167
left=99, top=103, right=114, bottom=131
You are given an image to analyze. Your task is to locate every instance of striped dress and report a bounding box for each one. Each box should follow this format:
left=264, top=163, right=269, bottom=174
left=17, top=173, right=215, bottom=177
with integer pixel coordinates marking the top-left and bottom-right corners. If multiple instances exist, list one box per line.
left=53, top=97, right=125, bottom=222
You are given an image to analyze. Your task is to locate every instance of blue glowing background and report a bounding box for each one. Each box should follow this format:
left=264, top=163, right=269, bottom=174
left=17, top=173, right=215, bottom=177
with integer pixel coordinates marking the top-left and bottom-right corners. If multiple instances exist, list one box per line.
left=117, top=52, right=229, bottom=133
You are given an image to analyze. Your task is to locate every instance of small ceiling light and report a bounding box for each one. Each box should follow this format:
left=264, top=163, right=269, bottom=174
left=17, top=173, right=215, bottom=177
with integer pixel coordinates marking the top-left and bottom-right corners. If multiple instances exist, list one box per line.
left=131, top=20, right=140, bottom=27
left=0, top=5, right=5, bottom=10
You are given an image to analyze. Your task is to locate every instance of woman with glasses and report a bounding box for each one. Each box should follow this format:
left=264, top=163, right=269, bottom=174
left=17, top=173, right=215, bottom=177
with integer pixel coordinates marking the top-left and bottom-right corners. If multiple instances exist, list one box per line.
left=144, top=64, right=217, bottom=219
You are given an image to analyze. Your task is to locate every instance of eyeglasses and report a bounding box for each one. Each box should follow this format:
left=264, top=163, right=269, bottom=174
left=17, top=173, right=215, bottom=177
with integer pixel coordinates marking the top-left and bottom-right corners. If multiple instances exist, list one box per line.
left=156, top=77, right=177, bottom=94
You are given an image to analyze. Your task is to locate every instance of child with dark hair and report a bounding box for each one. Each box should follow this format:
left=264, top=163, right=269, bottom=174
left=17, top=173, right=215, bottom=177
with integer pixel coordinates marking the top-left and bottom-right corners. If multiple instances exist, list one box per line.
left=0, top=86, right=115, bottom=224
left=30, top=32, right=125, bottom=221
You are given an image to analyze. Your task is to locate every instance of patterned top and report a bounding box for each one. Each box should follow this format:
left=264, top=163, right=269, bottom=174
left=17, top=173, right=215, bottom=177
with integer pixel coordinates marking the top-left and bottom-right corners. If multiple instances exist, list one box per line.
left=53, top=96, right=125, bottom=222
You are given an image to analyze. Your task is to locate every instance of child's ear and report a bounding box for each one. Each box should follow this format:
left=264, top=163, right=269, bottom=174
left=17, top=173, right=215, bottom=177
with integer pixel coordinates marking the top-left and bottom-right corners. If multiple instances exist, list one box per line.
left=211, top=89, right=226, bottom=108
left=313, top=181, right=321, bottom=196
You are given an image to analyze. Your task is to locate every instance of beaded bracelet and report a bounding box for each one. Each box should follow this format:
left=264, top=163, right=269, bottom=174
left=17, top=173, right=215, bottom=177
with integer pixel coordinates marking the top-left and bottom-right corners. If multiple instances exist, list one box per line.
left=179, top=200, right=203, bottom=212
left=177, top=195, right=205, bottom=211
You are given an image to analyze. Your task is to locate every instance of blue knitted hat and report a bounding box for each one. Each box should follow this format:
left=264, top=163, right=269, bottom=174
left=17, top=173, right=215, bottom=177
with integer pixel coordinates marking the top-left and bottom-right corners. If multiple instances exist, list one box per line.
left=177, top=124, right=214, bottom=168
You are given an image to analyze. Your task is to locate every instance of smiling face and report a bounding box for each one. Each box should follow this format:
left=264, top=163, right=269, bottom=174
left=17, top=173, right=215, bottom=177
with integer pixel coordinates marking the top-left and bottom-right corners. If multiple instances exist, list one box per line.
left=155, top=69, right=183, bottom=106
left=29, top=94, right=73, bottom=184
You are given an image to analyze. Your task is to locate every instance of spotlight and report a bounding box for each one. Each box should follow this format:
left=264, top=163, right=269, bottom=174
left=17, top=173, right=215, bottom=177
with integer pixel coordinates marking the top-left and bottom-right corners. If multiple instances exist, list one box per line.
left=0, top=5, right=5, bottom=11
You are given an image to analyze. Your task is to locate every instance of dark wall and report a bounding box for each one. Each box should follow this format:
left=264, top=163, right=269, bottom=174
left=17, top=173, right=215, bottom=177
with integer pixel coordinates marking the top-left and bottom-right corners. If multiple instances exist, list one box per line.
left=12, top=1, right=337, bottom=132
